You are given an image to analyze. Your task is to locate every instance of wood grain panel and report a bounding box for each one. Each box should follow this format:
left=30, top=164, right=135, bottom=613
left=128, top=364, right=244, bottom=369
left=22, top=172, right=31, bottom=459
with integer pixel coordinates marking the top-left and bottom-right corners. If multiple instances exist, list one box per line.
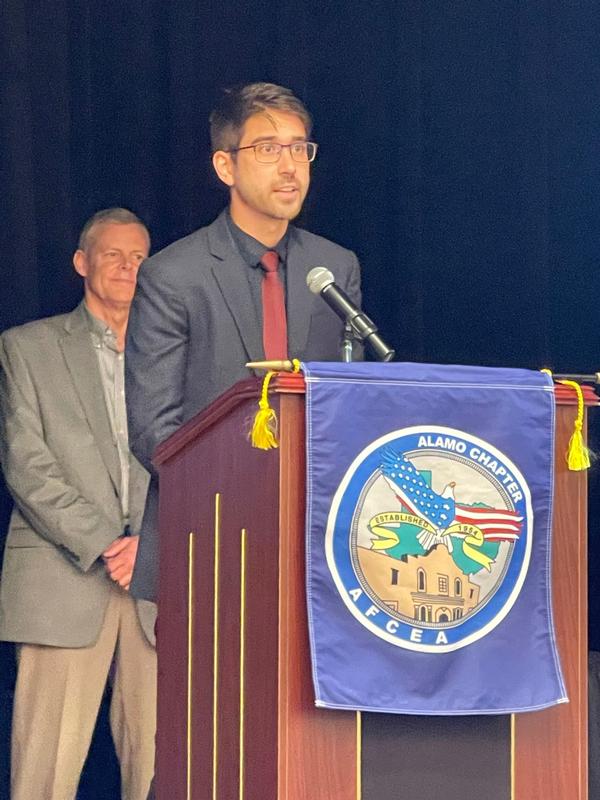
left=156, top=390, right=280, bottom=800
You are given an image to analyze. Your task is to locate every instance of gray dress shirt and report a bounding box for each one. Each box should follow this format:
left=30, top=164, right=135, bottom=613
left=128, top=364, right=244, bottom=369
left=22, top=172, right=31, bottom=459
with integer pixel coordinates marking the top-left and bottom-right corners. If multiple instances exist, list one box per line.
left=85, top=305, right=130, bottom=527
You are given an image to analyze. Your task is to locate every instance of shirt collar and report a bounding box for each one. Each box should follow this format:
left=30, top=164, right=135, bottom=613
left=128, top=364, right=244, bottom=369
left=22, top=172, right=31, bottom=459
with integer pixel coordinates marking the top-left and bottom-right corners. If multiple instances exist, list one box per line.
left=225, top=210, right=288, bottom=269
left=83, top=302, right=119, bottom=353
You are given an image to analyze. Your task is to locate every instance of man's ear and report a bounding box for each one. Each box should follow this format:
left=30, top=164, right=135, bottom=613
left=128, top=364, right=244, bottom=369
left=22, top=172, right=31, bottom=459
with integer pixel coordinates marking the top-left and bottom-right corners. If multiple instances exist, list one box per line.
left=73, top=249, right=88, bottom=278
left=212, top=150, right=235, bottom=188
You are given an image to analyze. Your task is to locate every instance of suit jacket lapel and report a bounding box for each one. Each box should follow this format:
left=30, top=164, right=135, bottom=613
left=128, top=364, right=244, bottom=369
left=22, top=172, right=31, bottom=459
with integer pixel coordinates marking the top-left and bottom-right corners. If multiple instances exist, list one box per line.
left=129, top=456, right=150, bottom=532
left=286, top=227, right=313, bottom=358
left=59, top=303, right=122, bottom=495
left=207, top=212, right=263, bottom=362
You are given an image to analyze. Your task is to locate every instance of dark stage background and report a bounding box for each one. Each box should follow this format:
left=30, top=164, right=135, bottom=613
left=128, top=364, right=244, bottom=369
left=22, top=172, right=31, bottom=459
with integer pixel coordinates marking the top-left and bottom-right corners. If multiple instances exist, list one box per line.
left=2, top=1, right=600, bottom=797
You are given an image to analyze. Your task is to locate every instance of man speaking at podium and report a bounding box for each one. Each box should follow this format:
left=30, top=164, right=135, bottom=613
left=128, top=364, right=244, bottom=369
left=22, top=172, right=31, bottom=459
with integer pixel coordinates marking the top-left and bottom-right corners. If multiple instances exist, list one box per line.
left=125, top=82, right=362, bottom=603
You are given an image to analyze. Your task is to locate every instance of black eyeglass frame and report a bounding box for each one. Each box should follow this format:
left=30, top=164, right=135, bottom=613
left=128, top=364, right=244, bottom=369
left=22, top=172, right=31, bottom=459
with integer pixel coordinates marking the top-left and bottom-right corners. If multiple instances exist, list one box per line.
left=227, top=141, right=319, bottom=163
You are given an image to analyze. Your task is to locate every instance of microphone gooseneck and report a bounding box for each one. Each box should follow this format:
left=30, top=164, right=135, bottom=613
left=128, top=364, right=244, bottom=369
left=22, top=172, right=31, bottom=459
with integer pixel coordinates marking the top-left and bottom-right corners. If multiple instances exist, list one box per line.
left=306, top=267, right=395, bottom=362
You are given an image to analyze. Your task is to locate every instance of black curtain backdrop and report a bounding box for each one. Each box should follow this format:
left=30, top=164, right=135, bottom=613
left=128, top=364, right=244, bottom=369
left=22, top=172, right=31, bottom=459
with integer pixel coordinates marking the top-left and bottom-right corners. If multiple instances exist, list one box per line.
left=3, top=0, right=600, bottom=371
left=2, top=1, right=600, bottom=797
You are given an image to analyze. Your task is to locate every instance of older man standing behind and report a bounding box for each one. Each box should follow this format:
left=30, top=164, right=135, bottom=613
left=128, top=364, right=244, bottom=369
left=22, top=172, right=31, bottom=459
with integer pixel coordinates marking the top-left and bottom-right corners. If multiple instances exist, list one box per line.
left=0, top=208, right=156, bottom=800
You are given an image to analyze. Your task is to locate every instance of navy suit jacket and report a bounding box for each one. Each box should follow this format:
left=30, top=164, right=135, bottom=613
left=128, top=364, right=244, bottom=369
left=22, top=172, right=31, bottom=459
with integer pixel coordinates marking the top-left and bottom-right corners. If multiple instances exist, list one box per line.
left=125, top=210, right=361, bottom=601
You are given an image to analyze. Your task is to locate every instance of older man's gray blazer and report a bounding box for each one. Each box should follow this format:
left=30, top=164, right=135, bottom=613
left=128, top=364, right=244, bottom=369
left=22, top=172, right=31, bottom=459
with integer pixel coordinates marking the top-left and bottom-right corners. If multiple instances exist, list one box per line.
left=125, top=210, right=362, bottom=601
left=0, top=302, right=153, bottom=647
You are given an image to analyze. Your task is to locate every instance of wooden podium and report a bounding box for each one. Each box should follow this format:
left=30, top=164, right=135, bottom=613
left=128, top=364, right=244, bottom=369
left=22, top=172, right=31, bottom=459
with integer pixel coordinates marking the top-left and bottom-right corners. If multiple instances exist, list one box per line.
left=153, top=375, right=594, bottom=800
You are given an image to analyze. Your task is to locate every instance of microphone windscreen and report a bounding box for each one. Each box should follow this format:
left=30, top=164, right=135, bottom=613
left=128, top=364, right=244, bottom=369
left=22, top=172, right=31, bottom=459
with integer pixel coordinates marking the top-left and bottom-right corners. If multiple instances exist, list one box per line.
left=306, top=266, right=335, bottom=294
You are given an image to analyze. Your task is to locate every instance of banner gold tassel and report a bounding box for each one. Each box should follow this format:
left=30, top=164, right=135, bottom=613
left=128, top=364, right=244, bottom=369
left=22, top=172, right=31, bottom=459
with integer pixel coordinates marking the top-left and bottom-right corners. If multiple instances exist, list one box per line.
left=250, top=359, right=301, bottom=450
left=541, top=369, right=591, bottom=470
left=250, top=371, right=278, bottom=450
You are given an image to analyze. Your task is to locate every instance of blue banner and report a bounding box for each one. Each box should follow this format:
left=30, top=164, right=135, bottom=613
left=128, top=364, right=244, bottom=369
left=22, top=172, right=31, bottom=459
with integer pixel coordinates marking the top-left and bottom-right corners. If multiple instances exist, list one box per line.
left=304, top=361, right=566, bottom=714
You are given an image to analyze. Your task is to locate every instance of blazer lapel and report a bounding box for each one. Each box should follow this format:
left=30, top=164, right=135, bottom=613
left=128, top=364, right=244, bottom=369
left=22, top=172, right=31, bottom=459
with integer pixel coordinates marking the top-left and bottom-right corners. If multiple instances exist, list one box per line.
left=128, top=455, right=150, bottom=532
left=286, top=227, right=314, bottom=358
left=207, top=213, right=263, bottom=362
left=59, top=304, right=122, bottom=495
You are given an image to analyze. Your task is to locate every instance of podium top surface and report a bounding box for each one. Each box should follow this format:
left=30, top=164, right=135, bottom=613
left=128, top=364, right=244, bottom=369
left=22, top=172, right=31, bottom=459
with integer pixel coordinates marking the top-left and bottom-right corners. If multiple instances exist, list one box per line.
left=153, top=372, right=598, bottom=467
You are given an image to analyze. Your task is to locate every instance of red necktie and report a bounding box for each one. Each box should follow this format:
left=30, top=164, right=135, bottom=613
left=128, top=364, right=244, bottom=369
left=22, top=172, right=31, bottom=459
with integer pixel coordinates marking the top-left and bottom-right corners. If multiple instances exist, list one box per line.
left=260, top=250, right=287, bottom=359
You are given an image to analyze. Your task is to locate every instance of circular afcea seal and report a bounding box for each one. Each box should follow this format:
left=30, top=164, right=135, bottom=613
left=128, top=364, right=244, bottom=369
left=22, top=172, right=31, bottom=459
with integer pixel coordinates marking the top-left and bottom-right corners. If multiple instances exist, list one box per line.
left=326, top=425, right=533, bottom=653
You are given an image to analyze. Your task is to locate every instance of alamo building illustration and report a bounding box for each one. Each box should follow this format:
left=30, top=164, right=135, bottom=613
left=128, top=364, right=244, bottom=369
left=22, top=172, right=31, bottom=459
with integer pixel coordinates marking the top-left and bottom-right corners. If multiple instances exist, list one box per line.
left=357, top=545, right=481, bottom=625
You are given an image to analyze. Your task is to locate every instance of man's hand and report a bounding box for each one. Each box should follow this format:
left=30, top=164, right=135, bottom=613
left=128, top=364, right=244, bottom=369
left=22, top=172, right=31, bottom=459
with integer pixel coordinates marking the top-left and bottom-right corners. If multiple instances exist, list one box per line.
left=102, top=535, right=139, bottom=591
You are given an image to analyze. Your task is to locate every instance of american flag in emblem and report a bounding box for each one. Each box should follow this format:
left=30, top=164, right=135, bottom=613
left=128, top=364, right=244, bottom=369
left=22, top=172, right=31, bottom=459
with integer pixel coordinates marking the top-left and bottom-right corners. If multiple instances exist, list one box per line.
left=381, top=448, right=523, bottom=542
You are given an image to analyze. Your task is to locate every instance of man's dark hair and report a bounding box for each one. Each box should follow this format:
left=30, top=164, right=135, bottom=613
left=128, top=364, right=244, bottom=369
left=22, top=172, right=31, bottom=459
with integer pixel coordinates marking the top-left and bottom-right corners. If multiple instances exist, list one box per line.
left=78, top=208, right=149, bottom=252
left=209, top=82, right=312, bottom=153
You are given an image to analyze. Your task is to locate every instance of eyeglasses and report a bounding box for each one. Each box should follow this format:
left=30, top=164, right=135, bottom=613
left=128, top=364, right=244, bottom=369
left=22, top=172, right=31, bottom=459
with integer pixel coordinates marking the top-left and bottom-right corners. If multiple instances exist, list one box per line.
left=229, top=141, right=318, bottom=164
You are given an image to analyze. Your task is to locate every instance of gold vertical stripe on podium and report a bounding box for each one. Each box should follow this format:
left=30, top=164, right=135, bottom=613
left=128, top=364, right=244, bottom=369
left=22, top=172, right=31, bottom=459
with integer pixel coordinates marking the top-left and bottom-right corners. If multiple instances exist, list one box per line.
left=187, top=532, right=195, bottom=800
left=213, top=494, right=221, bottom=800
left=239, top=529, right=247, bottom=800
left=356, top=711, right=362, bottom=800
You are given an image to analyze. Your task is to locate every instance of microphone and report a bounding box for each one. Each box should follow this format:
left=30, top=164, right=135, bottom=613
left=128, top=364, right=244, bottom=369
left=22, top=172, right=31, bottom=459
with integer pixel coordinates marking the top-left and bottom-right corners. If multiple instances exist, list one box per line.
left=306, top=267, right=395, bottom=362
